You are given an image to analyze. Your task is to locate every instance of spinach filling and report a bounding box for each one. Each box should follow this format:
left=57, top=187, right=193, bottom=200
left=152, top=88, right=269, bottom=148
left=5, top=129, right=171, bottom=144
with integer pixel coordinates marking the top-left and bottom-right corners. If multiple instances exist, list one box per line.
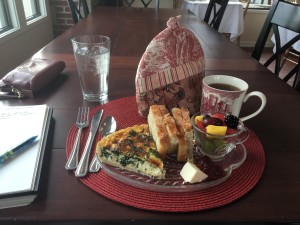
left=100, top=128, right=160, bottom=168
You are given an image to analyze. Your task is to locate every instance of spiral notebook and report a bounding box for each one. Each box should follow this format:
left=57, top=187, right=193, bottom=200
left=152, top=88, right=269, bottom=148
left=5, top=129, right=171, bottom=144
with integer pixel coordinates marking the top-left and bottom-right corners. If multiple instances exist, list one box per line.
left=0, top=105, right=52, bottom=209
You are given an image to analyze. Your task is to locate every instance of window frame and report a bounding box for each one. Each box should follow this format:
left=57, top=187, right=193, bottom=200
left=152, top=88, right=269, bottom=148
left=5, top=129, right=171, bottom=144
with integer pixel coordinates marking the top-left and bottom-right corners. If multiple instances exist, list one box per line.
left=0, top=0, right=13, bottom=33
left=22, top=0, right=41, bottom=22
left=0, top=0, right=48, bottom=44
left=241, top=0, right=273, bottom=10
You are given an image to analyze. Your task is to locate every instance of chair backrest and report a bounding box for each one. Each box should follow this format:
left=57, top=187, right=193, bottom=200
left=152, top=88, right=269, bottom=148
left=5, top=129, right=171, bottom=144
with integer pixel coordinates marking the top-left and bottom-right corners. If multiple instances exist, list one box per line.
left=204, top=0, right=229, bottom=30
left=295, top=64, right=300, bottom=90
left=124, top=0, right=159, bottom=9
left=67, top=0, right=89, bottom=23
left=251, top=0, right=300, bottom=90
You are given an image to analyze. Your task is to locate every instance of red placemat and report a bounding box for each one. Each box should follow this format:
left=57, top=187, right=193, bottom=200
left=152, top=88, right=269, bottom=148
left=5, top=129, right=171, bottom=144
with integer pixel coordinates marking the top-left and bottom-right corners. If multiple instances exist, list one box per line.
left=66, top=96, right=265, bottom=212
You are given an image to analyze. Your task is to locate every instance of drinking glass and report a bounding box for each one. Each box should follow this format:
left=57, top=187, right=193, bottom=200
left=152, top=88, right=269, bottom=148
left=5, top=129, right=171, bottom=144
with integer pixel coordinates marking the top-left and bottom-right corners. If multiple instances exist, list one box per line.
left=71, top=35, right=110, bottom=102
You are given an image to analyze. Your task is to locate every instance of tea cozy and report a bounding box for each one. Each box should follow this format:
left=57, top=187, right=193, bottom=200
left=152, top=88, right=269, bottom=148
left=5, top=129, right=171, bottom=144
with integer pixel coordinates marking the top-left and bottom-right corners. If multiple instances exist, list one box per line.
left=135, top=15, right=205, bottom=117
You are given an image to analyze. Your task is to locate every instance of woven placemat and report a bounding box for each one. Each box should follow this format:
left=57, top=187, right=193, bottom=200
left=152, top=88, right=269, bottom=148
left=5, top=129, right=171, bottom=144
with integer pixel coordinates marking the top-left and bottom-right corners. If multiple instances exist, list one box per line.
left=66, top=96, right=265, bottom=212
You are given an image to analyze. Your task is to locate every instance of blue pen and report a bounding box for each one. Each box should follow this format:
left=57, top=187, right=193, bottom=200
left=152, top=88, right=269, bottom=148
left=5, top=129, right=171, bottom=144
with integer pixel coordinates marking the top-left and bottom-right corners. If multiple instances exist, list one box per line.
left=0, top=136, right=38, bottom=164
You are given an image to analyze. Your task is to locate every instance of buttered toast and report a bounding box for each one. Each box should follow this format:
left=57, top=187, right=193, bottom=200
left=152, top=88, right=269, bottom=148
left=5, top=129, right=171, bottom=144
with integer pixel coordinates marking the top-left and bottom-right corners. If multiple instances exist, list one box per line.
left=148, top=105, right=193, bottom=162
left=147, top=105, right=170, bottom=159
left=172, top=108, right=194, bottom=161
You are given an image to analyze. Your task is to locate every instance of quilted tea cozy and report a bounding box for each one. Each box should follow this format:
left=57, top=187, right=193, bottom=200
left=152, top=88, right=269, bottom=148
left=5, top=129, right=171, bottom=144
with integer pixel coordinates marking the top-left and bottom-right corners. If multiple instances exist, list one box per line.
left=135, top=16, right=205, bottom=117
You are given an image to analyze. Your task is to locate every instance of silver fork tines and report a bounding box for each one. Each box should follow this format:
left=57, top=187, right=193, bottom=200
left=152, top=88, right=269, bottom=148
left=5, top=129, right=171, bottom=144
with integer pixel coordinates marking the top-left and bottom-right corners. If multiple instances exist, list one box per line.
left=65, top=107, right=90, bottom=170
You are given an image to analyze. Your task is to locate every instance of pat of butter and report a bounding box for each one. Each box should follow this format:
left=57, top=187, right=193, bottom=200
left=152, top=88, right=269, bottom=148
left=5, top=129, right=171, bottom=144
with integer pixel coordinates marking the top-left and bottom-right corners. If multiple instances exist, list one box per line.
left=180, top=162, right=208, bottom=183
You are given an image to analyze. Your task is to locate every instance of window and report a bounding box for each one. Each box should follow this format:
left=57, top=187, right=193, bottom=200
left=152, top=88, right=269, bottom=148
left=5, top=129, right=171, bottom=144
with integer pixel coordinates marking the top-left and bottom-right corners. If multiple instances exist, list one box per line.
left=22, top=0, right=41, bottom=21
left=241, top=0, right=273, bottom=10
left=0, top=0, right=46, bottom=40
left=242, top=0, right=298, bottom=10
left=0, top=0, right=11, bottom=32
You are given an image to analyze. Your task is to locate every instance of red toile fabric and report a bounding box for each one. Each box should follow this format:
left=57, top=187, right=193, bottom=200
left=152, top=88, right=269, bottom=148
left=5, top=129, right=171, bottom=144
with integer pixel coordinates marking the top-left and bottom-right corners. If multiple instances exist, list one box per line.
left=135, top=16, right=205, bottom=117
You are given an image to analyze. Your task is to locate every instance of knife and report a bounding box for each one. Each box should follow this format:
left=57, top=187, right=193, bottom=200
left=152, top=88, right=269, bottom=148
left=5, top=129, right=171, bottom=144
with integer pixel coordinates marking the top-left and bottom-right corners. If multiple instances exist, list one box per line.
left=75, top=109, right=103, bottom=177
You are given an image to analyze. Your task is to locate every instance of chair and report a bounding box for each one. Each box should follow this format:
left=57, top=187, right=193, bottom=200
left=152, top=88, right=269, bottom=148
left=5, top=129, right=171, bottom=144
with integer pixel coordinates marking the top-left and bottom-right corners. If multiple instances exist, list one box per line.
left=243, top=0, right=251, bottom=18
left=251, top=0, right=300, bottom=91
left=67, top=0, right=89, bottom=23
left=295, top=61, right=300, bottom=89
left=124, top=0, right=159, bottom=9
left=204, top=0, right=229, bottom=30
left=281, top=46, right=300, bottom=81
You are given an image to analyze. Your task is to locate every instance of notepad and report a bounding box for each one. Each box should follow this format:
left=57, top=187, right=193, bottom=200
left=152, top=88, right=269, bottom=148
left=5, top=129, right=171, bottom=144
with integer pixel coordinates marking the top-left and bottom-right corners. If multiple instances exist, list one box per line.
left=0, top=105, right=52, bottom=209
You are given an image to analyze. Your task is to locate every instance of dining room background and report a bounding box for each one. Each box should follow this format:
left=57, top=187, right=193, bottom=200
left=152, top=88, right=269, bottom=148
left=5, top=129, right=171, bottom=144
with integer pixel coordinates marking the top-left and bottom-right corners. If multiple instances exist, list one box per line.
left=0, top=0, right=271, bottom=78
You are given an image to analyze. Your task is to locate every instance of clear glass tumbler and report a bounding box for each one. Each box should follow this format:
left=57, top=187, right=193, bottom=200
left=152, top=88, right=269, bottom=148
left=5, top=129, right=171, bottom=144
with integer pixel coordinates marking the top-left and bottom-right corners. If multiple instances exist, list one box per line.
left=71, top=35, right=110, bottom=102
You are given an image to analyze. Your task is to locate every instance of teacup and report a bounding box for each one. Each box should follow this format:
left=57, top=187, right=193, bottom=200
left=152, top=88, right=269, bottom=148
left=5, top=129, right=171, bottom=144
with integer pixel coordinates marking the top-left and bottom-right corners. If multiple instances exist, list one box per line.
left=200, top=75, right=267, bottom=121
left=191, top=112, right=249, bottom=161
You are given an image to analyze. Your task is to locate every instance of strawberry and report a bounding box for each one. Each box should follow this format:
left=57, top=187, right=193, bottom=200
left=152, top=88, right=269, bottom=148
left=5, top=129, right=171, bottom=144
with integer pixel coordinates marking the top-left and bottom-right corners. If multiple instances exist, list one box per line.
left=195, top=115, right=204, bottom=123
left=226, top=128, right=238, bottom=135
left=196, top=120, right=206, bottom=132
left=211, top=113, right=225, bottom=123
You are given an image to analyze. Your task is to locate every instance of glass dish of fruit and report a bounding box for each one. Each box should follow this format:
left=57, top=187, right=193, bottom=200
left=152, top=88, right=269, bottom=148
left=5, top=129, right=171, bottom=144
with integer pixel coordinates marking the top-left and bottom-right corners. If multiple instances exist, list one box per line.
left=191, top=112, right=249, bottom=161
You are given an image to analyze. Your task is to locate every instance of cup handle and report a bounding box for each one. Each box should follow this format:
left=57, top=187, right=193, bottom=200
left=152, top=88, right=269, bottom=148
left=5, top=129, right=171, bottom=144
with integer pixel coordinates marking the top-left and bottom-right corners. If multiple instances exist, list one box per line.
left=240, top=91, right=267, bottom=122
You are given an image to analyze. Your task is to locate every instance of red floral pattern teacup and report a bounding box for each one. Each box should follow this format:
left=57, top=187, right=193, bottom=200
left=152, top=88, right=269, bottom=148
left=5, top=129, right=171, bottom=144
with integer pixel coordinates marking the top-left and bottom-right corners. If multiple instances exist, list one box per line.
left=201, top=75, right=266, bottom=121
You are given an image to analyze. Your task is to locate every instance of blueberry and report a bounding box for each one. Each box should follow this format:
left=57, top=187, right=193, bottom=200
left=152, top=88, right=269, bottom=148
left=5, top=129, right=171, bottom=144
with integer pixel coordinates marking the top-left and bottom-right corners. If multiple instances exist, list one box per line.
left=203, top=117, right=223, bottom=127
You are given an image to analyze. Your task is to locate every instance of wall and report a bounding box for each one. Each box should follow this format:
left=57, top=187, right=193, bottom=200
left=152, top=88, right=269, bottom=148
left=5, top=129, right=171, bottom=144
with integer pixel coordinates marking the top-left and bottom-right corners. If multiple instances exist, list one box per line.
left=240, top=9, right=271, bottom=47
left=51, top=0, right=75, bottom=37
left=0, top=1, right=54, bottom=77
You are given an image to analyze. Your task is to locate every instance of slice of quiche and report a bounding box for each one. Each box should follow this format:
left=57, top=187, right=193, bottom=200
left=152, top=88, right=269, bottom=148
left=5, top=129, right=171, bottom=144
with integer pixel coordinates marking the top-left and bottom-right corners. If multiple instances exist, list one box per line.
left=96, top=124, right=165, bottom=179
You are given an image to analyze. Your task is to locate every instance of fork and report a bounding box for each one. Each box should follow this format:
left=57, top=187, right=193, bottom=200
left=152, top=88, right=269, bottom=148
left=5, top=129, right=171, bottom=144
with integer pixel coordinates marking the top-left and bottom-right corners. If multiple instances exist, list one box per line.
left=65, top=107, right=90, bottom=170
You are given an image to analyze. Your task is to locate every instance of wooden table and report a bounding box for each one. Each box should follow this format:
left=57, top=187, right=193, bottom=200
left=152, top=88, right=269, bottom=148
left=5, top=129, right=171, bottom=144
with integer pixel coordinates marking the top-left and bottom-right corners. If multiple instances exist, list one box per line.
left=1, top=6, right=300, bottom=224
